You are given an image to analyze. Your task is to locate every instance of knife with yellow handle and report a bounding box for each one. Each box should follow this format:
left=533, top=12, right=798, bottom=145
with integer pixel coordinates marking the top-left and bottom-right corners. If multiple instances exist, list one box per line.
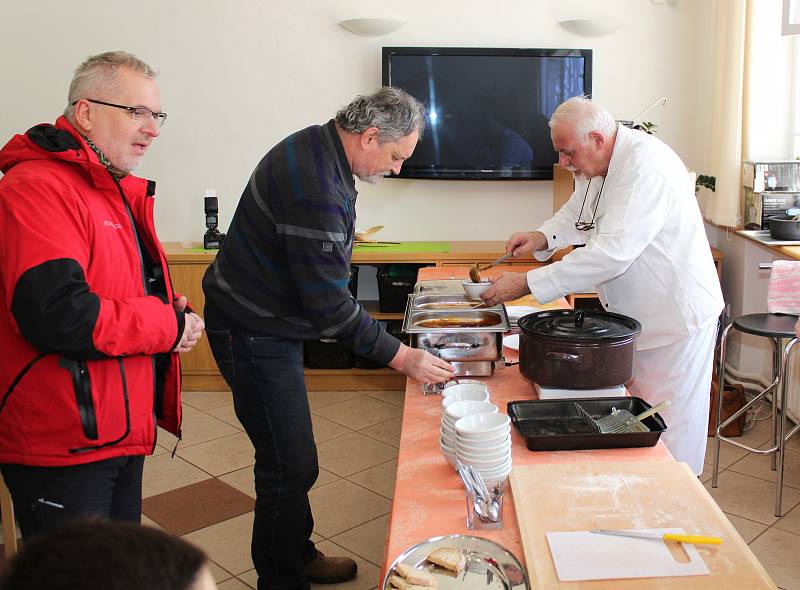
left=591, top=529, right=723, bottom=545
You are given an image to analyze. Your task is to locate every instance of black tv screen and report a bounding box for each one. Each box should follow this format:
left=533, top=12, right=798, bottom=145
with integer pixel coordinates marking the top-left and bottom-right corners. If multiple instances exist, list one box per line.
left=382, top=47, right=592, bottom=180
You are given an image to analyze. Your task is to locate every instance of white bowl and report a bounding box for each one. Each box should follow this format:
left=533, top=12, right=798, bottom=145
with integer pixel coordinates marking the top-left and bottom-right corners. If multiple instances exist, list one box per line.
left=442, top=381, right=489, bottom=397
left=461, top=279, right=492, bottom=301
left=445, top=400, right=498, bottom=422
left=456, top=437, right=511, bottom=455
left=442, top=379, right=485, bottom=391
left=456, top=446, right=510, bottom=464
left=459, top=454, right=512, bottom=472
left=478, top=462, right=513, bottom=481
left=456, top=426, right=511, bottom=445
left=442, top=383, right=488, bottom=397
left=455, top=413, right=511, bottom=438
left=441, top=389, right=490, bottom=409
left=440, top=436, right=455, bottom=453
left=442, top=449, right=458, bottom=470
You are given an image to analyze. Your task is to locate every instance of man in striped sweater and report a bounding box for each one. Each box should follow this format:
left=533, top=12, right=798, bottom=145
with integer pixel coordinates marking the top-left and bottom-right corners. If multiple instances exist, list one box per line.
left=202, top=87, right=453, bottom=590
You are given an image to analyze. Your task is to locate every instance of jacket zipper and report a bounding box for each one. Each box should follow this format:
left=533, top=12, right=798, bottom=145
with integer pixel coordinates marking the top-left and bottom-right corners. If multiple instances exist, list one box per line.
left=113, top=179, right=159, bottom=447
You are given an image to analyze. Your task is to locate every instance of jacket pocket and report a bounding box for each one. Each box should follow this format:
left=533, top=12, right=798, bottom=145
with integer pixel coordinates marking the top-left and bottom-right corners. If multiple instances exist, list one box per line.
left=58, top=358, right=98, bottom=440
left=0, top=353, right=45, bottom=415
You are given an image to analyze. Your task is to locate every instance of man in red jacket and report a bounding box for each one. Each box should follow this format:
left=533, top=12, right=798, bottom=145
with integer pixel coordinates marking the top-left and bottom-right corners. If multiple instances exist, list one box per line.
left=0, top=51, right=204, bottom=540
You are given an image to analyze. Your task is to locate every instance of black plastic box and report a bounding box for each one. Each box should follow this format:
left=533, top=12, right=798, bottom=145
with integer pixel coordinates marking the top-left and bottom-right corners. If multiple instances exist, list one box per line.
left=348, top=265, right=359, bottom=299
left=507, top=397, right=667, bottom=451
left=376, top=265, right=425, bottom=313
left=304, top=338, right=353, bottom=369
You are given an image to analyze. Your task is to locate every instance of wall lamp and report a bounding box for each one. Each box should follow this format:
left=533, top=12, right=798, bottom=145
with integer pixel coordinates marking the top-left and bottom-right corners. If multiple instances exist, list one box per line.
left=557, top=17, right=624, bottom=37
left=338, top=18, right=406, bottom=37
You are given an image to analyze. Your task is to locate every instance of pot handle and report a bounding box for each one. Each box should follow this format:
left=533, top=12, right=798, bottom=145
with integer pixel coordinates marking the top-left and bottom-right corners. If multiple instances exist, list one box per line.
left=545, top=352, right=581, bottom=362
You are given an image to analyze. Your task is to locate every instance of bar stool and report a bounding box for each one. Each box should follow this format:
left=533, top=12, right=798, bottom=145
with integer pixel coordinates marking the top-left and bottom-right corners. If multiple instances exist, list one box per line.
left=711, top=312, right=800, bottom=516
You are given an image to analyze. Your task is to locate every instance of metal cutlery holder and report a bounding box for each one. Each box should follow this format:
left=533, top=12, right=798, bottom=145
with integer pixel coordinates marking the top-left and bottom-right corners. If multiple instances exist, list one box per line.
left=465, top=487, right=504, bottom=530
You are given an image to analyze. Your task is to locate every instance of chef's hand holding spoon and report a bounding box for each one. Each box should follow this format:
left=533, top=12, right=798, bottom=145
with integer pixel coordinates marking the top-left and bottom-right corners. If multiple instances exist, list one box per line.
left=481, top=229, right=547, bottom=304
left=506, top=230, right=548, bottom=258
left=389, top=344, right=455, bottom=384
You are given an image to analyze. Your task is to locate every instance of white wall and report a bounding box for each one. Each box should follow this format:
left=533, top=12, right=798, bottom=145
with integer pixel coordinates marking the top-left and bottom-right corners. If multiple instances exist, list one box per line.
left=1, top=0, right=707, bottom=243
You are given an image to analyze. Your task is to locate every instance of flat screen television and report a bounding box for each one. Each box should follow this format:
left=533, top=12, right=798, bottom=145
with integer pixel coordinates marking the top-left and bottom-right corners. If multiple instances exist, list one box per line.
left=382, top=47, right=592, bottom=180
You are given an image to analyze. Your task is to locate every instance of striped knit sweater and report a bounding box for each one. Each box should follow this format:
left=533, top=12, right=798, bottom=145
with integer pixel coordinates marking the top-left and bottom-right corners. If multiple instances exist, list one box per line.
left=202, top=120, right=401, bottom=364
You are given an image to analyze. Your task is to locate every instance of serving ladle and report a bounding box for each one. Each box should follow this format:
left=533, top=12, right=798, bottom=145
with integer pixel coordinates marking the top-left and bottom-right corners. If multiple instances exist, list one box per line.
left=469, top=252, right=514, bottom=283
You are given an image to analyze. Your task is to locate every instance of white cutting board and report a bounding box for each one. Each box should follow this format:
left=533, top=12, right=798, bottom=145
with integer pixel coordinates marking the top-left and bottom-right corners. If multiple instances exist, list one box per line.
left=547, top=528, right=709, bottom=581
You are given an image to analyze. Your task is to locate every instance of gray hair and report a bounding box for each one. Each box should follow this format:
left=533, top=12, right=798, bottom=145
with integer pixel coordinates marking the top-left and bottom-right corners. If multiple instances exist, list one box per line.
left=549, top=95, right=616, bottom=140
left=64, top=51, right=157, bottom=121
left=335, top=87, right=426, bottom=143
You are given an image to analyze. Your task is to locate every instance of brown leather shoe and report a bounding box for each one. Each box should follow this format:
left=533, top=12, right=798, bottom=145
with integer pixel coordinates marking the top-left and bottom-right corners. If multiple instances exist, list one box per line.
left=304, top=551, right=358, bottom=584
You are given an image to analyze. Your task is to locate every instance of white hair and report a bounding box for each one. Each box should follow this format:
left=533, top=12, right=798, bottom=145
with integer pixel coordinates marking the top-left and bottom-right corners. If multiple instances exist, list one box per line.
left=64, top=51, right=157, bottom=121
left=549, top=95, right=616, bottom=140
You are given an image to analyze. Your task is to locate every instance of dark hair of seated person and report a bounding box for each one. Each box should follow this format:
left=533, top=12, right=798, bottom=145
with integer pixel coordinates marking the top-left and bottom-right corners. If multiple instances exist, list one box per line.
left=0, top=519, right=210, bottom=590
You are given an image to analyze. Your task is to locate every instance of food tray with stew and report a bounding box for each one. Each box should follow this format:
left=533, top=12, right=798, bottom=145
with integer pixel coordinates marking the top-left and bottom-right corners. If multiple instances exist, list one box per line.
left=507, top=397, right=667, bottom=451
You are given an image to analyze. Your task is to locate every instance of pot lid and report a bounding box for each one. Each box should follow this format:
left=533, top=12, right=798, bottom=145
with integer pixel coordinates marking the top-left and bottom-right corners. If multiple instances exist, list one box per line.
left=518, top=310, right=641, bottom=342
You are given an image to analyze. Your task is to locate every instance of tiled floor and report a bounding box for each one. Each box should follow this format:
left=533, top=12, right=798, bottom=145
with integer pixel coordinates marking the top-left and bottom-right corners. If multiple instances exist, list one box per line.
left=2, top=389, right=800, bottom=589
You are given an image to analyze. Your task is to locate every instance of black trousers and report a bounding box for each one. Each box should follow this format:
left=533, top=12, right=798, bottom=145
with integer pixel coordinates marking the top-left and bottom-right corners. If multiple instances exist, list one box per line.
left=0, top=455, right=145, bottom=541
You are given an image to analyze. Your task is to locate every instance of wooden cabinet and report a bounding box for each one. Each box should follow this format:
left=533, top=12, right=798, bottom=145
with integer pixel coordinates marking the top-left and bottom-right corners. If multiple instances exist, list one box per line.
left=164, top=242, right=535, bottom=391
left=165, top=236, right=723, bottom=391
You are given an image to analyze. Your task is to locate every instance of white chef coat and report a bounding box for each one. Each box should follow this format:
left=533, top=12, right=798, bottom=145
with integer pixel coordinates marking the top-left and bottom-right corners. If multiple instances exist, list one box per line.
left=626, top=322, right=717, bottom=474
left=529, top=124, right=724, bottom=351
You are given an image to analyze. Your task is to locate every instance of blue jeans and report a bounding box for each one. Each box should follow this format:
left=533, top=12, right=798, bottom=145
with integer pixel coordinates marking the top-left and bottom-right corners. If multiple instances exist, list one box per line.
left=207, top=327, right=318, bottom=590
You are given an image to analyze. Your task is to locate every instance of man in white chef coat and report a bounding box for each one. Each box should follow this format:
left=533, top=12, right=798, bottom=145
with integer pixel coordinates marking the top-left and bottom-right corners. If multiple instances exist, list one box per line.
left=482, top=96, right=724, bottom=474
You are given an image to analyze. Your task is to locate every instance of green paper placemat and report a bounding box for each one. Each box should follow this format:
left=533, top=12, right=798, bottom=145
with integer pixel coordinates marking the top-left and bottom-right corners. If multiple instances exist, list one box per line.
left=353, top=241, right=450, bottom=253
left=188, top=247, right=220, bottom=253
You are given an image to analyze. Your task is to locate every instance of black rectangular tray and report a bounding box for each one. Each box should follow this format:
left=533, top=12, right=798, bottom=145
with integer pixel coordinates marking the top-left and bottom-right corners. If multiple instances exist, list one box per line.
left=507, top=397, right=667, bottom=451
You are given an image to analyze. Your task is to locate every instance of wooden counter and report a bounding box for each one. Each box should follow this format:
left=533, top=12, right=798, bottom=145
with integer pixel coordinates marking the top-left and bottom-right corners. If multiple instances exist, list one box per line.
left=163, top=241, right=721, bottom=391
left=382, top=266, right=776, bottom=589
left=163, top=241, right=541, bottom=391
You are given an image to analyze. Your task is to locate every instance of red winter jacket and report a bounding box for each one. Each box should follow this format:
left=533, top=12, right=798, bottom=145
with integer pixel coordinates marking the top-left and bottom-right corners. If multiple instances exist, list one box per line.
left=0, top=117, right=183, bottom=466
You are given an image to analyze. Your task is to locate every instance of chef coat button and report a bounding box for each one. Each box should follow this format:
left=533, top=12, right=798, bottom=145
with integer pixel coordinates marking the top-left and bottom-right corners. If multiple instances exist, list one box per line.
left=552, top=235, right=556, bottom=239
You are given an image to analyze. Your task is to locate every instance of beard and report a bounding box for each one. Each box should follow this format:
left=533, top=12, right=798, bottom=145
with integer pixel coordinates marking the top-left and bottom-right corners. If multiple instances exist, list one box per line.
left=118, top=155, right=143, bottom=173
left=356, top=173, right=388, bottom=185
left=566, top=166, right=588, bottom=182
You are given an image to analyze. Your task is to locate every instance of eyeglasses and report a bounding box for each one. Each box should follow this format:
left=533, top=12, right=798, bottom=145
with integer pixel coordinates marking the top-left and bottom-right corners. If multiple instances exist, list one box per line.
left=74, top=99, right=167, bottom=127
left=574, top=176, right=606, bottom=231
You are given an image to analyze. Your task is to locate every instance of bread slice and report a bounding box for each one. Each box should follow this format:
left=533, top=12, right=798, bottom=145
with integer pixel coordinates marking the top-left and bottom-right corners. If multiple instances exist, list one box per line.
left=388, top=575, right=434, bottom=590
left=394, top=563, right=437, bottom=587
left=426, top=547, right=466, bottom=574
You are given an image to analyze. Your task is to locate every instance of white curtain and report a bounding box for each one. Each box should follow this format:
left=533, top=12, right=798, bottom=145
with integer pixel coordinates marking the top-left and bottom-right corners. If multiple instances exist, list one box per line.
left=704, top=0, right=747, bottom=227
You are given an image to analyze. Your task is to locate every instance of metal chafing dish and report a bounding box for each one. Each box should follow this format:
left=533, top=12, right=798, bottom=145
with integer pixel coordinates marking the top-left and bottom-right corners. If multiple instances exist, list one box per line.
left=403, top=281, right=510, bottom=393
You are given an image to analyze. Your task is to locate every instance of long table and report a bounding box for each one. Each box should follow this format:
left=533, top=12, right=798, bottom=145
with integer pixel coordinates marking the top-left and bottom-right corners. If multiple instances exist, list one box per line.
left=381, top=266, right=776, bottom=589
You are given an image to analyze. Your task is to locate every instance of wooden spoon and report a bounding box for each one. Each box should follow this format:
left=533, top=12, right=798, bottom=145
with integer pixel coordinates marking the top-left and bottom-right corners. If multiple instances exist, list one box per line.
left=355, top=225, right=384, bottom=241
left=469, top=252, right=513, bottom=283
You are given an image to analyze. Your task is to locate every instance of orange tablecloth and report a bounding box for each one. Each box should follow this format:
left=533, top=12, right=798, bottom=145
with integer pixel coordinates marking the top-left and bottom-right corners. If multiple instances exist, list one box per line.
left=381, top=266, right=672, bottom=581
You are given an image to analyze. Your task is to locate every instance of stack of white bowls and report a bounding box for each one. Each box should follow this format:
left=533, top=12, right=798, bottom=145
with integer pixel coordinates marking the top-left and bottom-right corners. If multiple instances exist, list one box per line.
left=440, top=399, right=497, bottom=469
left=454, top=412, right=512, bottom=484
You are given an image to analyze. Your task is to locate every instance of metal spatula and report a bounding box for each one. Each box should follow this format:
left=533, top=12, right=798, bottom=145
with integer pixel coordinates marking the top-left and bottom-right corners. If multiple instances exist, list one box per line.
left=594, top=400, right=671, bottom=434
